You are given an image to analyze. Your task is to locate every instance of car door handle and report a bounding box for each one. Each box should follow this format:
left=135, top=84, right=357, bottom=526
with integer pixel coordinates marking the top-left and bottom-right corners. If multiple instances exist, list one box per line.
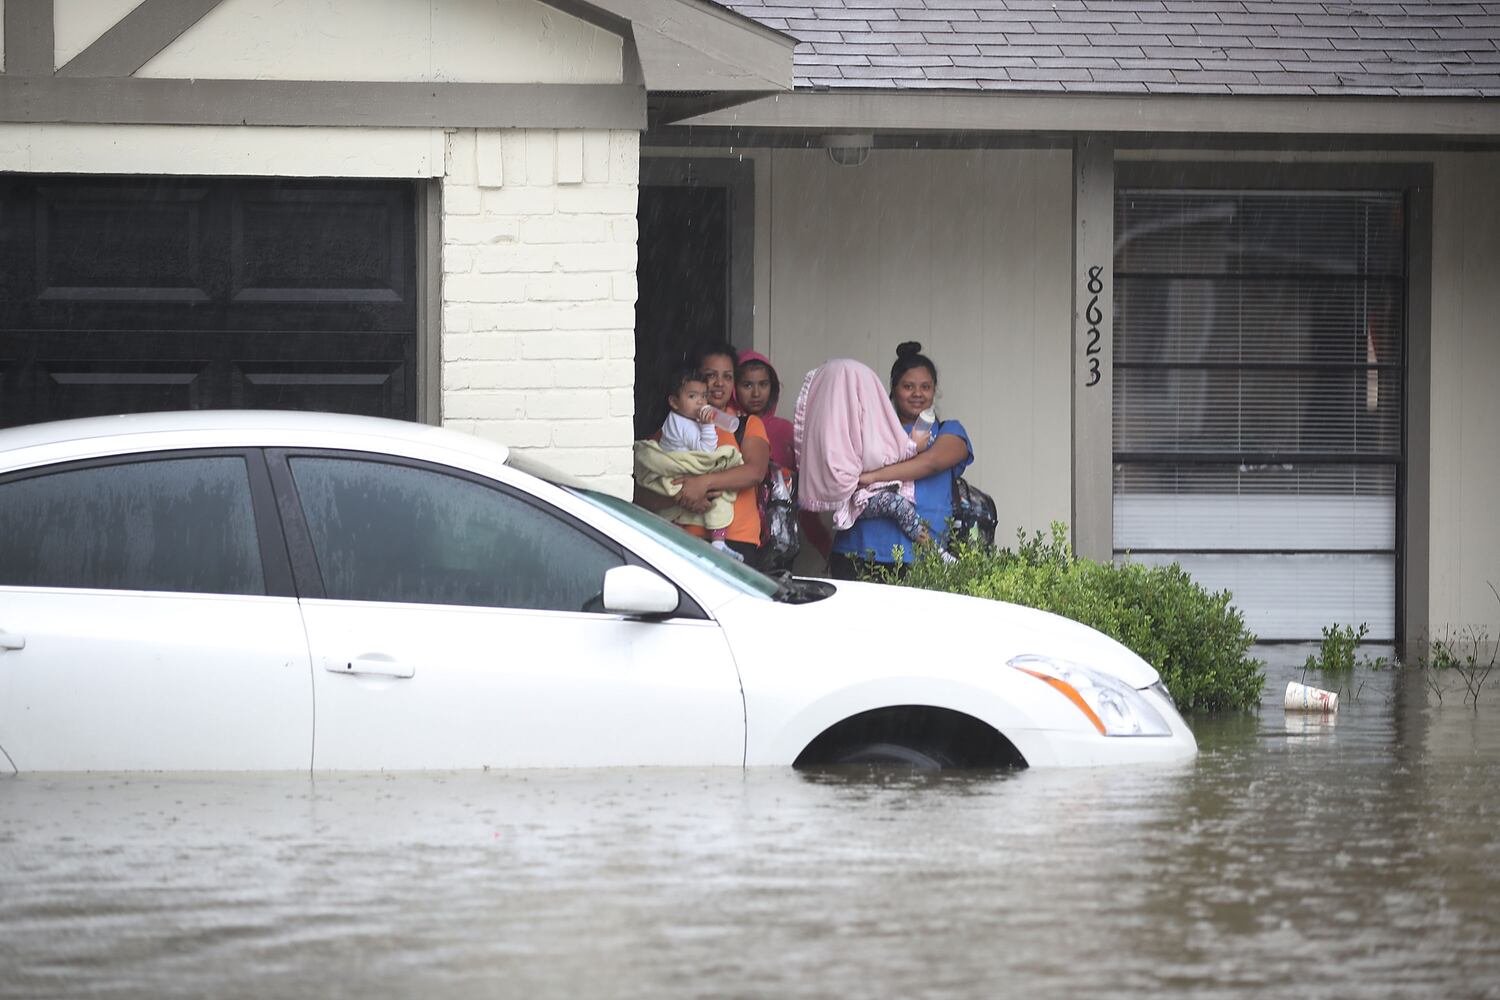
left=0, top=630, right=24, bottom=651
left=325, top=656, right=415, bottom=679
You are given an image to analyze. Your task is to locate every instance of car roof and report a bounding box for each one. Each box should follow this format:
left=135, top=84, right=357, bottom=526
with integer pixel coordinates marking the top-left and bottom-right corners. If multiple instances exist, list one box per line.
left=0, top=410, right=511, bottom=470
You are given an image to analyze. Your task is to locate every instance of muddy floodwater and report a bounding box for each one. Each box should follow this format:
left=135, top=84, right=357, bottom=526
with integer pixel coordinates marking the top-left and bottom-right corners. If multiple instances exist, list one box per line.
left=2, top=651, right=1498, bottom=999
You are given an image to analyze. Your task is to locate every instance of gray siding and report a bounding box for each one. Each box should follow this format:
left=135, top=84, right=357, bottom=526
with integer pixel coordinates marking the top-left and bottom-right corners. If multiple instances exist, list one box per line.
left=757, top=147, right=1074, bottom=541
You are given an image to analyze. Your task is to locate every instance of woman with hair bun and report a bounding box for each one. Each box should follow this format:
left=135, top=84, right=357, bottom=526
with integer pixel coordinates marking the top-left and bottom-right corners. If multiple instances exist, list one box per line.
left=828, top=341, right=974, bottom=580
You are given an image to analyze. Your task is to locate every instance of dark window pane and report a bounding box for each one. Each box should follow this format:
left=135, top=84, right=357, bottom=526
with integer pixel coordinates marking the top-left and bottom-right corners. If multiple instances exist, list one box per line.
left=0, top=457, right=264, bottom=595
left=290, top=458, right=623, bottom=611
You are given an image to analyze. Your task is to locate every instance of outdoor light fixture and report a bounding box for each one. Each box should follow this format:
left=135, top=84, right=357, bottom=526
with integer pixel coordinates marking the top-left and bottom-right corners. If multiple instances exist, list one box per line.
left=824, top=132, right=873, bottom=167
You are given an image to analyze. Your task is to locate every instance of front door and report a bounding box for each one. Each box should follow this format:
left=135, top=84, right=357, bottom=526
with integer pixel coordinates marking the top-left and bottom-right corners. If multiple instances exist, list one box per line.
left=271, top=452, right=745, bottom=769
left=635, top=157, right=754, bottom=437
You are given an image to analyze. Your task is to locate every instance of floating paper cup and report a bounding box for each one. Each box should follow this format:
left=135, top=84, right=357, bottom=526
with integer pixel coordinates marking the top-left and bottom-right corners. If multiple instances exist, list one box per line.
left=1285, top=681, right=1339, bottom=714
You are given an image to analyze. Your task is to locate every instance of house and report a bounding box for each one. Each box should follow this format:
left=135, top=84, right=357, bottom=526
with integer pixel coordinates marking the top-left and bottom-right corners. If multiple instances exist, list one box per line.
left=2, top=0, right=1496, bottom=649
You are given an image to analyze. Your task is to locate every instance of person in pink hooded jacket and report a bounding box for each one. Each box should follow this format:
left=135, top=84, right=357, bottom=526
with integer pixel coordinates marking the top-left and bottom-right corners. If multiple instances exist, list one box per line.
left=734, top=349, right=835, bottom=559
left=732, top=350, right=793, bottom=468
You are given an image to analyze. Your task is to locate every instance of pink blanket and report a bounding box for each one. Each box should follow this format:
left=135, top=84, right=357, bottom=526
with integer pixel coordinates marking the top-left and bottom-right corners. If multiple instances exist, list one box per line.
left=793, top=359, right=917, bottom=530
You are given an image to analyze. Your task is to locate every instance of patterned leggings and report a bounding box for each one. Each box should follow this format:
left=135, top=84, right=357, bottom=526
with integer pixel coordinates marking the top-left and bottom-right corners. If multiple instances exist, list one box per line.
left=861, top=490, right=925, bottom=541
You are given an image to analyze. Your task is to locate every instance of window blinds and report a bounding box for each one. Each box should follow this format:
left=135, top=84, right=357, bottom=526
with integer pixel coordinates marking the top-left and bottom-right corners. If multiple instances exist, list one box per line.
left=1113, top=189, right=1404, bottom=641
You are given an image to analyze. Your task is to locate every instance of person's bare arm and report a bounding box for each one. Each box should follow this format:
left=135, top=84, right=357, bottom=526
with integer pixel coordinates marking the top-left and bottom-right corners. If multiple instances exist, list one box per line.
left=674, top=434, right=770, bottom=507
left=857, top=434, right=969, bottom=487
left=634, top=482, right=710, bottom=515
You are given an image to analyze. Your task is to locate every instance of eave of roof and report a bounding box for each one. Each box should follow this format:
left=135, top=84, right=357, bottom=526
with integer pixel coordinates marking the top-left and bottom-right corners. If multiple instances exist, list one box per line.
left=676, top=87, right=1500, bottom=136
left=560, top=0, right=800, bottom=91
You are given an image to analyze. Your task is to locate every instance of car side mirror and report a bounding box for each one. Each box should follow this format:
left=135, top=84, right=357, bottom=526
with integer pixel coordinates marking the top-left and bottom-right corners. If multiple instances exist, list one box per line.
left=602, top=565, right=680, bottom=617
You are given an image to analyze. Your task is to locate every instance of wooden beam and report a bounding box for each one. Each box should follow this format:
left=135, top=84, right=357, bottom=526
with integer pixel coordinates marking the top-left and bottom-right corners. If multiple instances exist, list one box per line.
left=57, top=0, right=226, bottom=79
left=3, top=0, right=55, bottom=77
left=0, top=77, right=647, bottom=129
left=1071, top=135, right=1114, bottom=563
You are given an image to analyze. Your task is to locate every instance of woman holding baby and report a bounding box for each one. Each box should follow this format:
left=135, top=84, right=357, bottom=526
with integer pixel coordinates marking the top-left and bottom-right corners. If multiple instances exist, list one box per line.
left=631, top=341, right=771, bottom=563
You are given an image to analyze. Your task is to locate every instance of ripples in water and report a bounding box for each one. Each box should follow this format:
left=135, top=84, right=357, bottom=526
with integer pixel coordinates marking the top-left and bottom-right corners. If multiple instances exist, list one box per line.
left=2, top=651, right=1498, bottom=999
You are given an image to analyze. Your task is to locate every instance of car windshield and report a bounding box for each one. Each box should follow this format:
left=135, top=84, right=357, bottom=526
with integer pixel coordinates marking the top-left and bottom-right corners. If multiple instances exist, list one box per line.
left=504, top=449, right=590, bottom=490
left=504, top=450, right=779, bottom=600
left=568, top=487, right=781, bottom=599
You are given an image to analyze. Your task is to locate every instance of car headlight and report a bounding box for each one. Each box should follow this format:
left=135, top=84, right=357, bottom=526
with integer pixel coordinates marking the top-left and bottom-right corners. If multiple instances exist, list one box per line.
left=1008, top=654, right=1173, bottom=737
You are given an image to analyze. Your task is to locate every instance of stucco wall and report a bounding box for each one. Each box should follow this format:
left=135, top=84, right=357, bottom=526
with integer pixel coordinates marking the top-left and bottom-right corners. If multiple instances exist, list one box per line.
left=53, top=0, right=143, bottom=66
left=1430, top=152, right=1500, bottom=637
left=134, top=0, right=622, bottom=84
left=441, top=128, right=639, bottom=499
left=758, top=147, right=1074, bottom=541
left=19, top=0, right=620, bottom=82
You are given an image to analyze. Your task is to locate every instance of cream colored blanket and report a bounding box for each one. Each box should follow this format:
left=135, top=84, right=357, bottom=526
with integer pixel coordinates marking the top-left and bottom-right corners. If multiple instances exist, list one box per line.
left=633, top=440, right=742, bottom=530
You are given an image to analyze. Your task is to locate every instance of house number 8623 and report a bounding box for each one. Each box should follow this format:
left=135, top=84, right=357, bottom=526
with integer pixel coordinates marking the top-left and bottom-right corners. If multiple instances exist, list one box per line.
left=1083, top=265, right=1103, bottom=387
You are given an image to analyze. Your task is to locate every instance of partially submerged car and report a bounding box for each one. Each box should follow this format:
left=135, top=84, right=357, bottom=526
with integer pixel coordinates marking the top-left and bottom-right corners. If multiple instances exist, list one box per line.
left=0, top=411, right=1196, bottom=772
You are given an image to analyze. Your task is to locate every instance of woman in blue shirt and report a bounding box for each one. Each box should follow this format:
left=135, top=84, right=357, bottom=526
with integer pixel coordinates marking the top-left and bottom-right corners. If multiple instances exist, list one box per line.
left=829, top=342, right=973, bottom=580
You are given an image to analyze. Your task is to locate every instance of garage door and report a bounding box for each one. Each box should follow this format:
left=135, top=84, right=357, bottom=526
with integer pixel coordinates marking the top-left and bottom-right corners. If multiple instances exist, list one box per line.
left=0, top=176, right=417, bottom=429
left=1113, top=188, right=1405, bottom=642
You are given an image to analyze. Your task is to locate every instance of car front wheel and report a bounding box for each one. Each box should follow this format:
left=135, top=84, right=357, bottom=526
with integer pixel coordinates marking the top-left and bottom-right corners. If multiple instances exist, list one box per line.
left=827, top=740, right=959, bottom=770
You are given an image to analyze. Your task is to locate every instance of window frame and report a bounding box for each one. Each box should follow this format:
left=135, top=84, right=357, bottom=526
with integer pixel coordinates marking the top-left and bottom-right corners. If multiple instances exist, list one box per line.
left=0, top=447, right=295, bottom=598
left=264, top=448, right=701, bottom=616
left=1113, top=160, right=1432, bottom=646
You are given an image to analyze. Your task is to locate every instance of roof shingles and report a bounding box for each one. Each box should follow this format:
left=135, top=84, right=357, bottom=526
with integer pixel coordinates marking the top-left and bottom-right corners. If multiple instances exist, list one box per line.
left=715, top=0, right=1500, bottom=95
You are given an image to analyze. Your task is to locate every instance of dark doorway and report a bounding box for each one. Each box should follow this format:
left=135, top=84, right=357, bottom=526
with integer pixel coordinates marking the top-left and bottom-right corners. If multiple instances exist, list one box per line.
left=0, top=175, right=418, bottom=429
left=634, top=158, right=753, bottom=438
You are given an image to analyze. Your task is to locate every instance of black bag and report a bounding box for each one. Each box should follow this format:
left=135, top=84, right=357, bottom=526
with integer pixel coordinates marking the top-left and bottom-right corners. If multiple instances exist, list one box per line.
left=927, top=418, right=995, bottom=552
left=735, top=418, right=801, bottom=572
left=755, top=466, right=800, bottom=572
left=949, top=475, right=998, bottom=551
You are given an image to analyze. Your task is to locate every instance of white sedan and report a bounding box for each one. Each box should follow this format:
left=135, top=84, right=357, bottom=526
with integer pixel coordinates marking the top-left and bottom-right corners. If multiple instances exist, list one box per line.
left=0, top=411, right=1196, bottom=772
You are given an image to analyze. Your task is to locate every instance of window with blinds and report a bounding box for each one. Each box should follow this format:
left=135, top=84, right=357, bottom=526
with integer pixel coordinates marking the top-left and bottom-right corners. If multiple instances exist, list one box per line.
left=1113, top=189, right=1405, bottom=642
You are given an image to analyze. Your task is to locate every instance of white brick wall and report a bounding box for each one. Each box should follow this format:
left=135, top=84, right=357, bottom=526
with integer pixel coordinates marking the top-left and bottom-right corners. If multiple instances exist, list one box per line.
left=441, top=128, right=639, bottom=498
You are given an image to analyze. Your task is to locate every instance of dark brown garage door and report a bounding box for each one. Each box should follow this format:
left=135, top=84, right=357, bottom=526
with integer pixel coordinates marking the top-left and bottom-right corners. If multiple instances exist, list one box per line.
left=0, top=176, right=417, bottom=429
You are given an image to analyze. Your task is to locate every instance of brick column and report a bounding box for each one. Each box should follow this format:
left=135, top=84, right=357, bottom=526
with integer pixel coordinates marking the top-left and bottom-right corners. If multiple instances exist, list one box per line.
left=440, top=128, right=639, bottom=498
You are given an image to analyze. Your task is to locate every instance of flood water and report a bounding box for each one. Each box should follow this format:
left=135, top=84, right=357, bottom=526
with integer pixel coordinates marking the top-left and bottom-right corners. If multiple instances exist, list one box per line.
left=2, top=651, right=1498, bottom=999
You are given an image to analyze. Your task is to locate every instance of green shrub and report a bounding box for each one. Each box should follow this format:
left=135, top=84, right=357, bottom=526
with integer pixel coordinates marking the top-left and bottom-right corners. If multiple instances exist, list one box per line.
left=1304, top=623, right=1388, bottom=674
left=875, top=523, right=1265, bottom=714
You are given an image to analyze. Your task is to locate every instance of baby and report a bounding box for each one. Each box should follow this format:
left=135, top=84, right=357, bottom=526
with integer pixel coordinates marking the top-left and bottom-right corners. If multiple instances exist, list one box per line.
left=861, top=406, right=938, bottom=544
left=632, top=368, right=743, bottom=559
left=659, top=371, right=720, bottom=455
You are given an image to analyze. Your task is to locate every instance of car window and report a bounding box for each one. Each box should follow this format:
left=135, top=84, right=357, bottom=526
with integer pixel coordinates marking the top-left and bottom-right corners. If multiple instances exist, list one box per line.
left=0, top=456, right=265, bottom=595
left=289, top=457, right=624, bottom=611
